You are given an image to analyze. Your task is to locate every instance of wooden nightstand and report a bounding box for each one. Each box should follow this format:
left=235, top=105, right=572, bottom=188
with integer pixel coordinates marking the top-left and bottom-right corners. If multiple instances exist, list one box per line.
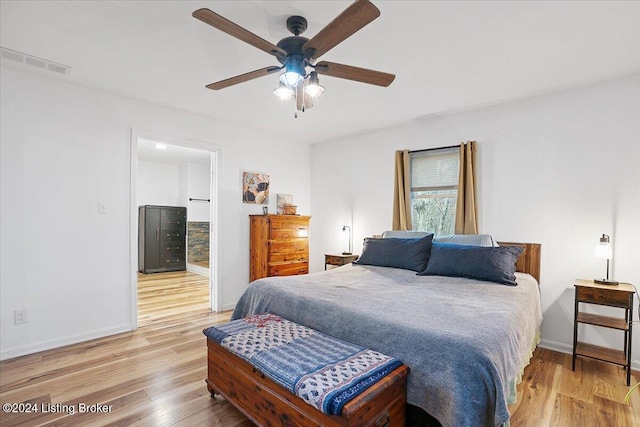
left=572, top=279, right=635, bottom=385
left=324, top=254, right=359, bottom=270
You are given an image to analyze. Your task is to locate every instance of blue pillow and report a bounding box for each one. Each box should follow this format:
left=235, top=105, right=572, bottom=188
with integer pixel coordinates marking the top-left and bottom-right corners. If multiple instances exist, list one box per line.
left=353, top=235, right=434, bottom=272
left=418, top=243, right=524, bottom=286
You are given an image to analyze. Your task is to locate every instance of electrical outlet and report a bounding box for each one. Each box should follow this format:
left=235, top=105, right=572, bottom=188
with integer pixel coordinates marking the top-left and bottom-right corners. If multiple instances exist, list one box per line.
left=14, top=309, right=27, bottom=325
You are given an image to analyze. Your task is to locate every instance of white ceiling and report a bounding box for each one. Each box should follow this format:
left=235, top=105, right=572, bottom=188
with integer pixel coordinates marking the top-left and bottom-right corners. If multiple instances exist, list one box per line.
left=138, top=139, right=211, bottom=165
left=1, top=1, right=639, bottom=144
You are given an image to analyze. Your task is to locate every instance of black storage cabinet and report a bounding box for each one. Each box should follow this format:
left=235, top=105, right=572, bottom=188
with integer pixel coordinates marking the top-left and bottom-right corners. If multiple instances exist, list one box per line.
left=138, top=205, right=187, bottom=274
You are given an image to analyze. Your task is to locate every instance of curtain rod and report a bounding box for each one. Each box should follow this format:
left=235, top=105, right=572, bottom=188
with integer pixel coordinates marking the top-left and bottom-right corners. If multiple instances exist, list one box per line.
left=189, top=198, right=210, bottom=202
left=409, top=144, right=459, bottom=154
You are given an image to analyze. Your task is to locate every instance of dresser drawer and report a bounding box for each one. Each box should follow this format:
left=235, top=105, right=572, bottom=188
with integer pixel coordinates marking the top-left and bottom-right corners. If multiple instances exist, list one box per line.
left=162, top=219, right=186, bottom=232
left=270, top=228, right=309, bottom=240
left=161, top=232, right=185, bottom=243
left=269, top=251, right=308, bottom=263
left=269, top=262, right=308, bottom=277
left=268, top=240, right=308, bottom=262
left=269, top=217, right=309, bottom=239
left=576, top=286, right=633, bottom=308
left=161, top=245, right=185, bottom=259
left=161, top=209, right=186, bottom=228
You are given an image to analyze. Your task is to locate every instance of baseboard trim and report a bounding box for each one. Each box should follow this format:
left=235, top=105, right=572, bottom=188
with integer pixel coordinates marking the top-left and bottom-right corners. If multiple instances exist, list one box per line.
left=221, top=303, right=235, bottom=312
left=540, top=338, right=640, bottom=371
left=186, top=263, right=209, bottom=276
left=0, top=323, right=132, bottom=361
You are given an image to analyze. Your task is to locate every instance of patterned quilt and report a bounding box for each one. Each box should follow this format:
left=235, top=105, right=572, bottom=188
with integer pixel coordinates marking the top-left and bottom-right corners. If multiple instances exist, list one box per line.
left=203, top=313, right=402, bottom=415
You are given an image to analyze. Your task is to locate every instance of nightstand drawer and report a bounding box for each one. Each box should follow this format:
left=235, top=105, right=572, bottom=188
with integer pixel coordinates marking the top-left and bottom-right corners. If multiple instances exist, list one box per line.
left=325, top=255, right=358, bottom=266
left=575, top=286, right=632, bottom=307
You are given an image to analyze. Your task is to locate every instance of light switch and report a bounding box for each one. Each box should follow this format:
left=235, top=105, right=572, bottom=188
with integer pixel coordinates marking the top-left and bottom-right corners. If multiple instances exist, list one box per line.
left=98, top=203, right=107, bottom=214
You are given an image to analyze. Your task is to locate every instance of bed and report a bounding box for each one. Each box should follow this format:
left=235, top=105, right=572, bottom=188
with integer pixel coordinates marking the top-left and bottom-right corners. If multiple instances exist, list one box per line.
left=231, top=237, right=542, bottom=427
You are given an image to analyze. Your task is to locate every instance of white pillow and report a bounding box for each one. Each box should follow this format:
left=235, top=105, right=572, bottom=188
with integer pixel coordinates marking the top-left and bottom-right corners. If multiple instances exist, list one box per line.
left=381, top=231, right=498, bottom=247
left=381, top=231, right=432, bottom=239
left=434, top=234, right=498, bottom=247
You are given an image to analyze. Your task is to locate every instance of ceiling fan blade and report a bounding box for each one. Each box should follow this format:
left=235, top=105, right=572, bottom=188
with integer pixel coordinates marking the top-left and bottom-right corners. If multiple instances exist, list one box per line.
left=303, top=80, right=314, bottom=109
left=296, top=81, right=304, bottom=111
left=315, top=61, right=395, bottom=87
left=302, top=0, right=380, bottom=61
left=206, top=66, right=282, bottom=90
left=193, top=8, right=286, bottom=58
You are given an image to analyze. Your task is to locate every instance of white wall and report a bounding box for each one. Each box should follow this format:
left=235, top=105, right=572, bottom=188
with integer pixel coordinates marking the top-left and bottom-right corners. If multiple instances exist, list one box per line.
left=310, top=74, right=640, bottom=368
left=0, top=66, right=310, bottom=359
left=137, top=160, right=210, bottom=221
left=186, top=162, right=211, bottom=222
left=137, top=161, right=180, bottom=206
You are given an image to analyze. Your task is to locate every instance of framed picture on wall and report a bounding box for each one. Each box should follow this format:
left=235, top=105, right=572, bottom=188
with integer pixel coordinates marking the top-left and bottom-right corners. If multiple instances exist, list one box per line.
left=277, top=194, right=293, bottom=214
left=242, top=172, right=270, bottom=204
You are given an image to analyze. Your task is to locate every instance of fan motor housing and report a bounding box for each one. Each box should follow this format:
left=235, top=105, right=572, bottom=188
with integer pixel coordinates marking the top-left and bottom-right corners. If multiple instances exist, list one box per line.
left=275, top=36, right=309, bottom=64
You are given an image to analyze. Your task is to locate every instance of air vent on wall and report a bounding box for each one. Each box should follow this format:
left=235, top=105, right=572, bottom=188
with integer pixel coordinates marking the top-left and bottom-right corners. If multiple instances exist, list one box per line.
left=1, top=46, right=71, bottom=75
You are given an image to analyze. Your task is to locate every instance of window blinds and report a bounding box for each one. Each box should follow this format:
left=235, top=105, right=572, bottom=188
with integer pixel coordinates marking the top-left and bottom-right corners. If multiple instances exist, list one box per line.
left=410, top=147, right=460, bottom=192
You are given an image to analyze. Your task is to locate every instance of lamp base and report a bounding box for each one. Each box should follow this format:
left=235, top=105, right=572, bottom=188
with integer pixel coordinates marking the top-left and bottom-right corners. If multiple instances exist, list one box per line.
left=594, top=278, right=619, bottom=286
left=342, top=252, right=352, bottom=255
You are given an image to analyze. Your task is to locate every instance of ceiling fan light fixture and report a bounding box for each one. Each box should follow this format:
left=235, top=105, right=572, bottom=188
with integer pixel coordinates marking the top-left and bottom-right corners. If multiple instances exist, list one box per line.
left=280, top=71, right=303, bottom=87
left=305, top=71, right=325, bottom=98
left=280, top=57, right=305, bottom=87
left=273, top=82, right=295, bottom=100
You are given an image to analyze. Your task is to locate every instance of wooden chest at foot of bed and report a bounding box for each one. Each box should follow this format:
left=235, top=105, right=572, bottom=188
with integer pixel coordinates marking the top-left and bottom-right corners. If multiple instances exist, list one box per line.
left=205, top=337, right=409, bottom=427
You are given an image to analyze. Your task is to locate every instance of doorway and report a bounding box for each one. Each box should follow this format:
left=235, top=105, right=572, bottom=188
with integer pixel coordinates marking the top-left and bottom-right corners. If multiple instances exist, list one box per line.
left=130, top=131, right=219, bottom=329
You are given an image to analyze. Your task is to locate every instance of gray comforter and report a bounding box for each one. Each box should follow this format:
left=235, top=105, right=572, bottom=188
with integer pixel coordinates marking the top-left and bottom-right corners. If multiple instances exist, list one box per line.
left=232, top=264, right=543, bottom=427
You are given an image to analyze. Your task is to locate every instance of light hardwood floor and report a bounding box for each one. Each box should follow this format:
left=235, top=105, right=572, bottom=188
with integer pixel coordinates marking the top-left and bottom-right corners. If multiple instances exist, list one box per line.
left=0, top=271, right=638, bottom=426
left=137, top=270, right=211, bottom=327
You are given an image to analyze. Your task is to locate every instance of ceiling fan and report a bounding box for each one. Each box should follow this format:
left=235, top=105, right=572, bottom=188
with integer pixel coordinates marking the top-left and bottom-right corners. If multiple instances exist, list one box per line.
left=192, top=0, right=395, bottom=115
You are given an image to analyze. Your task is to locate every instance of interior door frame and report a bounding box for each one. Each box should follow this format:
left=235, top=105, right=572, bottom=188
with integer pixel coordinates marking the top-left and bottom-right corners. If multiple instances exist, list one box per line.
left=129, top=129, right=221, bottom=330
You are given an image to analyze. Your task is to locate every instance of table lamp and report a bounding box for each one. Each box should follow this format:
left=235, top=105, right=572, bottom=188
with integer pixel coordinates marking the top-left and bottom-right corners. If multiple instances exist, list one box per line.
left=594, top=234, right=618, bottom=285
left=342, top=225, right=352, bottom=255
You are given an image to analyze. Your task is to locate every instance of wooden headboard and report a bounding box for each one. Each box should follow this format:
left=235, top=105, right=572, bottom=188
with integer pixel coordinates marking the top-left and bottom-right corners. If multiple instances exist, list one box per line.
left=497, top=242, right=541, bottom=283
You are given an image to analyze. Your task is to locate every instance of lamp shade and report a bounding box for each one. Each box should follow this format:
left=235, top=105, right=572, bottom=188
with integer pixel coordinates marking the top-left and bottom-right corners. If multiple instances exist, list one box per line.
left=342, top=225, right=352, bottom=255
left=280, top=57, right=305, bottom=87
left=305, top=71, right=325, bottom=98
left=273, top=82, right=294, bottom=100
left=594, top=234, right=612, bottom=259
left=593, top=233, right=617, bottom=285
left=280, top=71, right=303, bottom=87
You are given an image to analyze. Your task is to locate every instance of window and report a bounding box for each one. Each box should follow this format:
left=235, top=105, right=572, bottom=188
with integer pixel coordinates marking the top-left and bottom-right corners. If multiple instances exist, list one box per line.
left=410, top=147, right=459, bottom=236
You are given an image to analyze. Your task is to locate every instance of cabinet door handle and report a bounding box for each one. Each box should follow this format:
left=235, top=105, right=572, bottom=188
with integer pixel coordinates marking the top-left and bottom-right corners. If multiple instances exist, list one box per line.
left=156, top=228, right=159, bottom=240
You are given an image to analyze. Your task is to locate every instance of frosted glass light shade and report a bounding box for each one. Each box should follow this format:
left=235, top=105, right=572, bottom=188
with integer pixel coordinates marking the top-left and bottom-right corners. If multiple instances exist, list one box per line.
left=594, top=243, right=612, bottom=259
left=273, top=83, right=294, bottom=100
left=594, top=234, right=612, bottom=259
left=305, top=71, right=325, bottom=98
left=305, top=82, right=324, bottom=98
left=280, top=71, right=303, bottom=87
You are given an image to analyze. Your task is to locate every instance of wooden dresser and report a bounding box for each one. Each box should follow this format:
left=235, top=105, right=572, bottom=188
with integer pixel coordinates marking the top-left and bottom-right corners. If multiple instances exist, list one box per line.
left=249, top=215, right=310, bottom=282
